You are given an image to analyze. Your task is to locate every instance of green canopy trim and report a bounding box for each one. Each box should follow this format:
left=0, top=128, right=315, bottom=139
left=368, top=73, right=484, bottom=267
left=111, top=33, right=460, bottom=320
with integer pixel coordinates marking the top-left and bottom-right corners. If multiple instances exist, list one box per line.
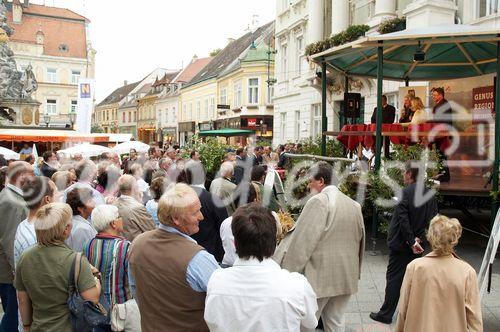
left=198, top=128, right=255, bottom=137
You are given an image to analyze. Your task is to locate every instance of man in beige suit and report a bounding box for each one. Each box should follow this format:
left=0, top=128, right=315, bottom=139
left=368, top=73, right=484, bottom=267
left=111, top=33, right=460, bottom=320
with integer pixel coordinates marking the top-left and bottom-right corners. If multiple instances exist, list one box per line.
left=275, top=162, right=365, bottom=332
left=113, top=175, right=156, bottom=241
left=209, top=162, right=237, bottom=216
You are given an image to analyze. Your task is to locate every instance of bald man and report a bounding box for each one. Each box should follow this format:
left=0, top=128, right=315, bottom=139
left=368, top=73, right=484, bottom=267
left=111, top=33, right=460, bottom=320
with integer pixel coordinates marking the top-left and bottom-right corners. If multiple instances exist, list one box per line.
left=113, top=175, right=155, bottom=241
left=0, top=161, right=33, bottom=331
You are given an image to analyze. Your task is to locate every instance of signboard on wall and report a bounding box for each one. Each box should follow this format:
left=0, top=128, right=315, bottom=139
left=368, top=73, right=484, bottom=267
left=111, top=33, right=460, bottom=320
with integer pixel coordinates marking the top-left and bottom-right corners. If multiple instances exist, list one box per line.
left=247, top=118, right=257, bottom=127
left=472, top=86, right=494, bottom=122
left=76, top=79, right=95, bottom=134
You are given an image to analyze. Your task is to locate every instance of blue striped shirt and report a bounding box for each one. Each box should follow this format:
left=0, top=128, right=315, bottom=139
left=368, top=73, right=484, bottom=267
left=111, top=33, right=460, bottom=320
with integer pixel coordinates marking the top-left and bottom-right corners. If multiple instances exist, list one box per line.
left=158, top=224, right=219, bottom=292
left=14, top=219, right=36, bottom=267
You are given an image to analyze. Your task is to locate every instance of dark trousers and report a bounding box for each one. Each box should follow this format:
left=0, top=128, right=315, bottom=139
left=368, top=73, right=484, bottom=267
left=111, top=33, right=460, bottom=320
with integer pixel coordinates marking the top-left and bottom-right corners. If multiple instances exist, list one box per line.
left=0, top=283, right=18, bottom=332
left=383, top=137, right=391, bottom=158
left=378, top=249, right=420, bottom=321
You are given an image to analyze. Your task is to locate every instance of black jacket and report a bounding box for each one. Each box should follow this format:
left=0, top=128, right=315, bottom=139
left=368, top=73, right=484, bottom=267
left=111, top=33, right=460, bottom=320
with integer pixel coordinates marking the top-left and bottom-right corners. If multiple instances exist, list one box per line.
left=190, top=186, right=228, bottom=262
left=431, top=98, right=453, bottom=127
left=371, top=104, right=396, bottom=124
left=387, top=183, right=438, bottom=252
left=41, top=162, right=57, bottom=178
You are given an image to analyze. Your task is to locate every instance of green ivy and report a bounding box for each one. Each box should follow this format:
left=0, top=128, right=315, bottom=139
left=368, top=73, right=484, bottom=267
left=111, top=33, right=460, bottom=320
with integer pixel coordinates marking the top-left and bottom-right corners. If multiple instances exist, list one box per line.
left=377, top=16, right=406, bottom=35
left=305, top=25, right=370, bottom=56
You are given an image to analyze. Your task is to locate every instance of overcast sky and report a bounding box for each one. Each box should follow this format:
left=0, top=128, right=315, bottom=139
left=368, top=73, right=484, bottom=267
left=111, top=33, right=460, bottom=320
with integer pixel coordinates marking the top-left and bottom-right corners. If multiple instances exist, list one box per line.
left=29, top=0, right=276, bottom=102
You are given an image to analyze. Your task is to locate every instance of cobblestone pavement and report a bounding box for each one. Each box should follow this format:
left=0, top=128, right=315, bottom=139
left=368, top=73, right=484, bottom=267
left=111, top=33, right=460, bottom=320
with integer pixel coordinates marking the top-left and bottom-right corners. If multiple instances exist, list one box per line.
left=335, top=242, right=500, bottom=332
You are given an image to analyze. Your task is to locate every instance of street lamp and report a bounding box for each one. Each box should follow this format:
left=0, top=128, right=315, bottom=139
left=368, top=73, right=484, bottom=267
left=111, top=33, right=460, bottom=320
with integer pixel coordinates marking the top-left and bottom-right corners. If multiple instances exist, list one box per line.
left=68, top=112, right=76, bottom=130
left=43, top=114, right=50, bottom=128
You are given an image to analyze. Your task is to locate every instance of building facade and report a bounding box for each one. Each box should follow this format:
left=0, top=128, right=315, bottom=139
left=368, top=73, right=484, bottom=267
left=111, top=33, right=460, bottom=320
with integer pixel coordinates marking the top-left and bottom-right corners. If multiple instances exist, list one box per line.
left=6, top=0, right=95, bottom=128
left=95, top=81, right=138, bottom=133
left=273, top=0, right=500, bottom=145
left=180, top=21, right=275, bottom=146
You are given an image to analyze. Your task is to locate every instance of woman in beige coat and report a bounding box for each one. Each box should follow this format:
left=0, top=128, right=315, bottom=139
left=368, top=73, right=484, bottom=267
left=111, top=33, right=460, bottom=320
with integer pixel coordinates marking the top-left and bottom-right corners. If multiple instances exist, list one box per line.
left=395, top=215, right=483, bottom=331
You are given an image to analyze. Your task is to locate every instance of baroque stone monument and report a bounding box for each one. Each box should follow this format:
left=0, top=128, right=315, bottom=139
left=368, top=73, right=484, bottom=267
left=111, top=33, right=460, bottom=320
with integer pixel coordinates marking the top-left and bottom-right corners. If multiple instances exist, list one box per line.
left=0, top=0, right=40, bottom=126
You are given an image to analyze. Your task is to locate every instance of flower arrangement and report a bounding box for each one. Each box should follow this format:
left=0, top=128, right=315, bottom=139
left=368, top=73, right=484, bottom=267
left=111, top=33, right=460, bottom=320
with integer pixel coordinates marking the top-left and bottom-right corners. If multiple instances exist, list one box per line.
left=305, top=25, right=370, bottom=56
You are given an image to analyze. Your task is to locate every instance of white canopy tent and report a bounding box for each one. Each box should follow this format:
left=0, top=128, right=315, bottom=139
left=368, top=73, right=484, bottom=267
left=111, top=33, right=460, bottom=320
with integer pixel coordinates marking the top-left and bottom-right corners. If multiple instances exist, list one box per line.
left=0, top=147, right=20, bottom=160
left=57, top=143, right=111, bottom=158
left=112, top=141, right=150, bottom=155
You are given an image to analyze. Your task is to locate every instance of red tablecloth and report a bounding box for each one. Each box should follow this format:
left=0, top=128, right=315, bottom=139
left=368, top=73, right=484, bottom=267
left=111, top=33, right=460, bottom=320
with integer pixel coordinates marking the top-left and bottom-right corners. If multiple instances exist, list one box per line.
left=337, top=123, right=451, bottom=152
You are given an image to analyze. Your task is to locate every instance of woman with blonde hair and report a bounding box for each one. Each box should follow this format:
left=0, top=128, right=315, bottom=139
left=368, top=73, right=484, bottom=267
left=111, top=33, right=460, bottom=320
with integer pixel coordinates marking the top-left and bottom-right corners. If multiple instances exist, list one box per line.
left=409, top=97, right=428, bottom=125
left=399, top=94, right=414, bottom=123
left=395, top=215, right=482, bottom=332
left=14, top=202, right=101, bottom=331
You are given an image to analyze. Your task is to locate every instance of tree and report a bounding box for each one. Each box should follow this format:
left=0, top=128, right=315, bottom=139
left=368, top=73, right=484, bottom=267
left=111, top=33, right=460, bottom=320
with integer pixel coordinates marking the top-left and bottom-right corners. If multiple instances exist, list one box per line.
left=91, top=123, right=104, bottom=133
left=209, top=48, right=221, bottom=57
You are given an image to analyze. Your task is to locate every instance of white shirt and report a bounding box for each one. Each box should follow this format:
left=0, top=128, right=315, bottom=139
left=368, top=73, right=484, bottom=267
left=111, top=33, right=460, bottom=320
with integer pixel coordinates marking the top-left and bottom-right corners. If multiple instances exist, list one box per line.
left=220, top=212, right=281, bottom=267
left=14, top=218, right=36, bottom=266
left=66, top=215, right=97, bottom=252
left=137, top=178, right=149, bottom=194
left=205, top=257, right=318, bottom=332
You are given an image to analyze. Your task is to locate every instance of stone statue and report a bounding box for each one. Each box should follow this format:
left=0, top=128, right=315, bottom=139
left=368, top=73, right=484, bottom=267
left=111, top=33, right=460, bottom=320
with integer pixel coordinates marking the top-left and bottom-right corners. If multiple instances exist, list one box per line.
left=0, top=0, right=37, bottom=102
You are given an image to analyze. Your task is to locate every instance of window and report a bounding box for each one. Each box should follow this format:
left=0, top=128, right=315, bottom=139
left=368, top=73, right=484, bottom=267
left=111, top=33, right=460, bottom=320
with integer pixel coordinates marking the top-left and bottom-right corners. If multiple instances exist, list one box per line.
left=122, top=112, right=126, bottom=123
left=282, top=45, right=288, bottom=80
left=46, top=99, right=57, bottom=115
left=312, top=104, right=321, bottom=138
left=128, top=111, right=131, bottom=123
left=280, top=112, right=286, bottom=142
left=197, top=101, right=201, bottom=119
left=479, top=0, right=500, bottom=17
left=134, top=111, right=136, bottom=122
left=233, top=81, right=242, bottom=107
left=172, top=107, right=176, bottom=122
left=189, top=103, right=193, bottom=120
left=106, top=110, right=109, bottom=121
left=71, top=70, right=81, bottom=84
left=267, top=85, right=274, bottom=104
left=294, top=110, right=301, bottom=140
left=158, top=110, right=162, bottom=124
left=46, top=68, right=57, bottom=83
left=220, top=88, right=227, bottom=105
left=210, top=97, right=215, bottom=118
left=204, top=99, right=209, bottom=119
left=183, top=104, right=187, bottom=120
left=71, top=100, right=77, bottom=113
left=296, top=36, right=303, bottom=75
left=248, top=78, right=259, bottom=104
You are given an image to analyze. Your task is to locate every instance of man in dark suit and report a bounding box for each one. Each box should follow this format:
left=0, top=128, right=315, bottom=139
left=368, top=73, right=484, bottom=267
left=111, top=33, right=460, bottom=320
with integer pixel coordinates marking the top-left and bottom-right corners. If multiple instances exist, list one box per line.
left=183, top=161, right=228, bottom=262
left=430, top=87, right=452, bottom=182
left=370, top=162, right=438, bottom=324
left=233, top=147, right=247, bottom=185
left=277, top=145, right=288, bottom=169
left=371, top=95, right=396, bottom=158
left=40, top=151, right=58, bottom=178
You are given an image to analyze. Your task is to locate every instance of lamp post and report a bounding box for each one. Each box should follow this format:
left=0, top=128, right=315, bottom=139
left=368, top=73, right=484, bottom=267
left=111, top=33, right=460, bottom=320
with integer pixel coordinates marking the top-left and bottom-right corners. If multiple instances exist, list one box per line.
left=43, top=114, right=50, bottom=128
left=68, top=112, right=76, bottom=130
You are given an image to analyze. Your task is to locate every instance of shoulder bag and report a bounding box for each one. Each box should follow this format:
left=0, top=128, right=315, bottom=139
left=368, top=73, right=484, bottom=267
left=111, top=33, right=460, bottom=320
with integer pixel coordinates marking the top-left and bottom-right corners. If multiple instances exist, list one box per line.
left=110, top=241, right=141, bottom=332
left=67, top=252, right=108, bottom=331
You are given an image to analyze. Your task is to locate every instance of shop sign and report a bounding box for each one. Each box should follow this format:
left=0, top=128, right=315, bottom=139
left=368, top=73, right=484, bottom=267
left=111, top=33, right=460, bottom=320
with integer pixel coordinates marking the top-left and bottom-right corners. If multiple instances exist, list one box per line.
left=472, top=86, right=494, bottom=121
left=247, top=118, right=257, bottom=127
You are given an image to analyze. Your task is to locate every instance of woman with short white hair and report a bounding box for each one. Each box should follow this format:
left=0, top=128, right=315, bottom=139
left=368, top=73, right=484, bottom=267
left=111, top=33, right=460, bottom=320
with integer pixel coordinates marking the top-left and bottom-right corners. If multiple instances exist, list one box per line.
left=82, top=204, right=136, bottom=329
left=395, top=215, right=483, bottom=331
left=15, top=202, right=101, bottom=331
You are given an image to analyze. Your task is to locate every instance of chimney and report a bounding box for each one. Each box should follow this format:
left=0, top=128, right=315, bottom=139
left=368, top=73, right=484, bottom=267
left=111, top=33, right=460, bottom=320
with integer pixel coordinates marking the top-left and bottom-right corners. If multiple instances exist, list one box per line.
left=124, top=80, right=128, bottom=86
left=13, top=0, right=23, bottom=24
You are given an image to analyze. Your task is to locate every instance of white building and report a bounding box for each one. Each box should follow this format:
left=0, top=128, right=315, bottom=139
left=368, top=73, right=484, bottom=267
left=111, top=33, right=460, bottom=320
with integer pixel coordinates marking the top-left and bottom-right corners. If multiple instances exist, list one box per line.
left=273, top=0, right=500, bottom=145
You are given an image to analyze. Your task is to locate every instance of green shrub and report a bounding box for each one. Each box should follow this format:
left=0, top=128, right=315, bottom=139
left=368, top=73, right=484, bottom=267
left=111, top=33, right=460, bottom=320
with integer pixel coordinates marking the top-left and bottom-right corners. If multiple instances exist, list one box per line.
left=305, top=25, right=370, bottom=56
left=377, top=17, right=406, bottom=35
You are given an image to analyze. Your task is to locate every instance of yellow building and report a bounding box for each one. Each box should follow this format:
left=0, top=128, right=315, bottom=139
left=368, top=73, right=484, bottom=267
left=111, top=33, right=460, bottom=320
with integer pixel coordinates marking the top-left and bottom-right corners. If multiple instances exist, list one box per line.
left=94, top=81, right=138, bottom=133
left=179, top=21, right=275, bottom=146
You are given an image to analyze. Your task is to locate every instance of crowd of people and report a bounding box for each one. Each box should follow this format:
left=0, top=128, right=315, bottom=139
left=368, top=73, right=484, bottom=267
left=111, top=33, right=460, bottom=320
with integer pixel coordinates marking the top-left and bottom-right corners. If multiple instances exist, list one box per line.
left=0, top=141, right=484, bottom=332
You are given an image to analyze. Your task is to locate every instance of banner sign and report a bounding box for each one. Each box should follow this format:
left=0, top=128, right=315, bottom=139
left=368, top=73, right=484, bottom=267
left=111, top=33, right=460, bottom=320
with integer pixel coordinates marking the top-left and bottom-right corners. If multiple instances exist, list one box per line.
left=76, top=78, right=95, bottom=134
left=472, top=86, right=494, bottom=121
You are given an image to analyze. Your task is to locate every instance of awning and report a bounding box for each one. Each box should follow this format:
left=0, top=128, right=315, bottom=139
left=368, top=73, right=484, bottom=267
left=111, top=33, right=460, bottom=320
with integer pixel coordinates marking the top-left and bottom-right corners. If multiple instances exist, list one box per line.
left=0, top=129, right=109, bottom=143
left=198, top=128, right=255, bottom=137
left=310, top=25, right=500, bottom=81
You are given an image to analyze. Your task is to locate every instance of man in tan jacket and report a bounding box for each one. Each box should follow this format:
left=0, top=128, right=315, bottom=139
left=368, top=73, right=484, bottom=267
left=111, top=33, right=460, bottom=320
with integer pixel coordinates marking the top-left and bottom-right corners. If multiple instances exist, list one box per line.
left=113, top=175, right=155, bottom=241
left=274, top=162, right=365, bottom=332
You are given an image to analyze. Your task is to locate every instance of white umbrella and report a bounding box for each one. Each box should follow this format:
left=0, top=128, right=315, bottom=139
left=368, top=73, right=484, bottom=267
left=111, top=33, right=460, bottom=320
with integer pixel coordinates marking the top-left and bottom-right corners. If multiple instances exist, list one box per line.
left=58, top=143, right=111, bottom=158
left=112, top=141, right=150, bottom=155
left=0, top=147, right=20, bottom=160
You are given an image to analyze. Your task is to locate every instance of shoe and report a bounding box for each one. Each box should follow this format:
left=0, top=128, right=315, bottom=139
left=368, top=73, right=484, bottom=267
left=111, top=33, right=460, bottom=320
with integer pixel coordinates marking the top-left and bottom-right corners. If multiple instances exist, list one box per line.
left=369, top=312, right=392, bottom=324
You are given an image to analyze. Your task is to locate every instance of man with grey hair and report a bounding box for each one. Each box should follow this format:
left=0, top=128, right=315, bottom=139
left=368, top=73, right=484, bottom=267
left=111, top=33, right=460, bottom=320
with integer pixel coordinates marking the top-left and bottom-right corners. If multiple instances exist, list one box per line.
left=113, top=175, right=155, bottom=241
left=0, top=161, right=33, bottom=331
left=209, top=161, right=237, bottom=216
left=63, top=159, right=105, bottom=205
left=152, top=157, right=173, bottom=180
left=130, top=183, right=218, bottom=331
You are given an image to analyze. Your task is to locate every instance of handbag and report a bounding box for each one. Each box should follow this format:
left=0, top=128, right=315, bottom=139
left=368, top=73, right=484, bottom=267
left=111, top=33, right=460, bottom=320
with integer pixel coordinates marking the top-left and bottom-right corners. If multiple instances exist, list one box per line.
left=110, top=242, right=141, bottom=332
left=67, top=252, right=108, bottom=332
